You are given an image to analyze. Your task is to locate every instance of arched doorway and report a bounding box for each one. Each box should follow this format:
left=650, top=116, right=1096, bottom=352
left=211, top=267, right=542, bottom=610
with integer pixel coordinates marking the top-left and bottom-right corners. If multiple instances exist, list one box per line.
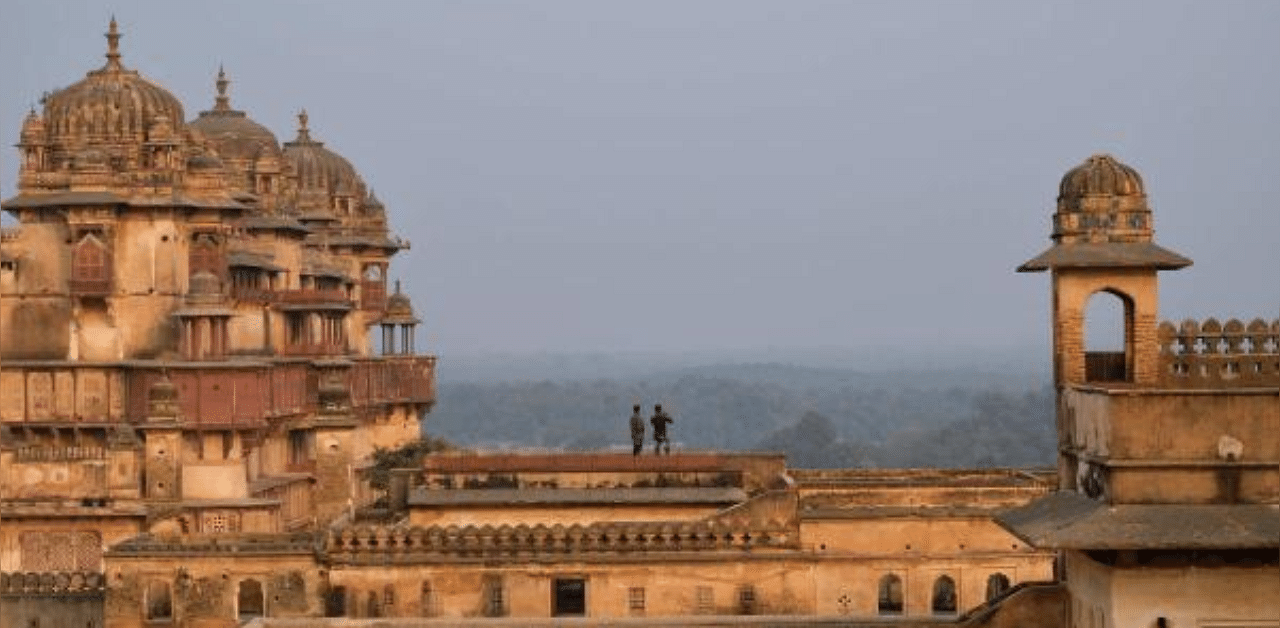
left=1084, top=289, right=1133, bottom=382
left=877, top=574, right=903, bottom=614
left=932, top=574, right=957, bottom=614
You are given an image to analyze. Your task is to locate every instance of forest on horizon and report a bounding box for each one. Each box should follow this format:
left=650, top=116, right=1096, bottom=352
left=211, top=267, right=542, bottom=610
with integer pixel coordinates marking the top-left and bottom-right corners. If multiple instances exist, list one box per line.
left=422, top=359, right=1057, bottom=470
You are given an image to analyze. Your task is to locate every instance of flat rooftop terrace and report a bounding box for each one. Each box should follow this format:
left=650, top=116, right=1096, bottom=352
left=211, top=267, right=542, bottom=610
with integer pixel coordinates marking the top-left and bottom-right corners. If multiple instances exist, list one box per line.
left=790, top=468, right=1056, bottom=488
left=421, top=451, right=785, bottom=474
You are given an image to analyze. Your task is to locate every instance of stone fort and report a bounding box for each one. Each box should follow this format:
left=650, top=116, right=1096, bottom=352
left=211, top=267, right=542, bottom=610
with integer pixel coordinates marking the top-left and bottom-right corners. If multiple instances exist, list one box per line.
left=0, top=21, right=1276, bottom=628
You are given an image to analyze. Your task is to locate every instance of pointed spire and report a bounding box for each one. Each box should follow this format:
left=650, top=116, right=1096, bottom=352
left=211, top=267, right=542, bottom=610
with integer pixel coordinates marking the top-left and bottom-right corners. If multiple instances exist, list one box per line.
left=394, top=279, right=402, bottom=295
left=104, top=16, right=123, bottom=70
left=296, top=108, right=312, bottom=142
left=213, top=65, right=232, bottom=111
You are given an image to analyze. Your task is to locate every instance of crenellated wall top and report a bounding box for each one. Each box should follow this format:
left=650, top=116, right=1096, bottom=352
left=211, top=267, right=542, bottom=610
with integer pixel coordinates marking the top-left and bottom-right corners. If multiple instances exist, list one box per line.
left=0, top=571, right=105, bottom=596
left=325, top=519, right=798, bottom=564
left=1156, top=317, right=1280, bottom=388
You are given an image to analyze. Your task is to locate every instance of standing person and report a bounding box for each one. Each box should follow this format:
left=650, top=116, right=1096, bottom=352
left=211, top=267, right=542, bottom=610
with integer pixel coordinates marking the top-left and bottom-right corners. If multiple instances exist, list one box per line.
left=650, top=404, right=673, bottom=455
left=629, top=404, right=646, bottom=455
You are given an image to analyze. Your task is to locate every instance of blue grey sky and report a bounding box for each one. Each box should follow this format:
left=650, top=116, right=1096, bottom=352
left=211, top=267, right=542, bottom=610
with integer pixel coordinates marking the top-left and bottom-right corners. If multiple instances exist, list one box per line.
left=3, top=1, right=1277, bottom=360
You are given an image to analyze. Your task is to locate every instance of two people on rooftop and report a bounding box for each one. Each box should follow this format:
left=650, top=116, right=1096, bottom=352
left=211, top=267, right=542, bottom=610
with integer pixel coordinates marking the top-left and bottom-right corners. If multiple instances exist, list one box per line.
left=630, top=404, right=674, bottom=455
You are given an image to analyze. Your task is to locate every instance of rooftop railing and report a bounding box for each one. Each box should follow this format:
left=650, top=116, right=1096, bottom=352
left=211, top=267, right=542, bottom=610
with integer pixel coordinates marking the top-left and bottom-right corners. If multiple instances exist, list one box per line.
left=1157, top=318, right=1280, bottom=388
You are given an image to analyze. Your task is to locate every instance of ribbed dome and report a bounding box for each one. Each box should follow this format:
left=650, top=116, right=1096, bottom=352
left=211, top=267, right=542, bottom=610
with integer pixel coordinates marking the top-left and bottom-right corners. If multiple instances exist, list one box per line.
left=1058, top=154, right=1145, bottom=203
left=386, top=292, right=414, bottom=317
left=188, top=68, right=280, bottom=162
left=282, top=110, right=363, bottom=194
left=42, top=20, right=185, bottom=151
left=382, top=281, right=420, bottom=325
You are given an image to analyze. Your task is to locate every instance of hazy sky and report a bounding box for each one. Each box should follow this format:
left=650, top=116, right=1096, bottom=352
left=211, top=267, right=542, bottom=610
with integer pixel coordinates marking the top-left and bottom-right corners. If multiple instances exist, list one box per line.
left=3, top=1, right=1277, bottom=359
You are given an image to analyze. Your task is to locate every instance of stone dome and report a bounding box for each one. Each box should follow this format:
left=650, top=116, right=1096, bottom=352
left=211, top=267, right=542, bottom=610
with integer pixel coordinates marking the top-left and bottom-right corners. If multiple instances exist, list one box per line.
left=42, top=20, right=185, bottom=152
left=386, top=291, right=414, bottom=317
left=188, top=68, right=281, bottom=162
left=382, top=281, right=420, bottom=324
left=282, top=110, right=364, bottom=195
left=1057, top=154, right=1145, bottom=209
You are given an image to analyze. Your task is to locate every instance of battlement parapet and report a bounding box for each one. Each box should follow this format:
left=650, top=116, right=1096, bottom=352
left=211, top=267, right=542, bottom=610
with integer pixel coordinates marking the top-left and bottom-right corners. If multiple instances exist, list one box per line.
left=107, top=533, right=319, bottom=557
left=0, top=571, right=105, bottom=596
left=1157, top=318, right=1280, bottom=388
left=326, top=520, right=797, bottom=564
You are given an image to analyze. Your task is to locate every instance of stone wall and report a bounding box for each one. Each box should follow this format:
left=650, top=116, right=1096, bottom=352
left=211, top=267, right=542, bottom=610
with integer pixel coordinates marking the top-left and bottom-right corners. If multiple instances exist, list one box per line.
left=0, top=571, right=106, bottom=628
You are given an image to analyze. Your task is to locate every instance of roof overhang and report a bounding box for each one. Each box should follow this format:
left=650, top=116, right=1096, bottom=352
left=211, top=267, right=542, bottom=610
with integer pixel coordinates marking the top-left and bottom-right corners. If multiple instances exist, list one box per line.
left=1018, top=242, right=1193, bottom=272
left=996, top=491, right=1280, bottom=550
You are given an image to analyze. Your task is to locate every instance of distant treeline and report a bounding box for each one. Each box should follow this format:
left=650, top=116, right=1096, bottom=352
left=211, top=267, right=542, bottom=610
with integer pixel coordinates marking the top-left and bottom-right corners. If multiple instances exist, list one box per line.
left=424, top=363, right=1055, bottom=469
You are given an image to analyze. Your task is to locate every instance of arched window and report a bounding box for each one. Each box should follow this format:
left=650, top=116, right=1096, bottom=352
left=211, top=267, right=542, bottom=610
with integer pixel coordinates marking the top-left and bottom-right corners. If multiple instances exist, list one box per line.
left=877, top=574, right=903, bottom=614
left=932, top=575, right=957, bottom=614
left=361, top=263, right=386, bottom=311
left=70, top=233, right=111, bottom=294
left=366, top=590, right=381, bottom=618
left=146, top=580, right=172, bottom=621
left=238, top=579, right=265, bottom=621
left=1084, top=290, right=1133, bottom=382
left=985, top=573, right=1010, bottom=601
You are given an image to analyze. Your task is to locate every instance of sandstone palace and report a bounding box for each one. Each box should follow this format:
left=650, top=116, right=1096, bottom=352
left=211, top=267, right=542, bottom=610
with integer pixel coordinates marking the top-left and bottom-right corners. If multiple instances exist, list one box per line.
left=1, top=21, right=1276, bottom=628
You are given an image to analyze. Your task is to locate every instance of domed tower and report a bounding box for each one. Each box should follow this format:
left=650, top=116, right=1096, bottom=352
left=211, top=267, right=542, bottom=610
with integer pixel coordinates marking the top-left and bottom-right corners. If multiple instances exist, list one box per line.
left=37, top=18, right=186, bottom=175
left=188, top=68, right=286, bottom=211
left=282, top=110, right=366, bottom=226
left=1020, top=154, right=1191, bottom=386
left=379, top=281, right=420, bottom=355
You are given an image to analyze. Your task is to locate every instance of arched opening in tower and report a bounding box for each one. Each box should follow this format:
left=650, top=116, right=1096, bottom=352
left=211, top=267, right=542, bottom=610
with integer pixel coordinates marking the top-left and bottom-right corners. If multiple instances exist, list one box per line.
left=1084, top=289, right=1133, bottom=382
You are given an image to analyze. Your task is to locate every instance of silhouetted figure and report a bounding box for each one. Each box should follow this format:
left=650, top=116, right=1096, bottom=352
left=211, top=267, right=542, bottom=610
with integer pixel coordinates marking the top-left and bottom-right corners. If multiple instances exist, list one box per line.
left=650, top=404, right=673, bottom=455
left=629, top=404, right=645, bottom=455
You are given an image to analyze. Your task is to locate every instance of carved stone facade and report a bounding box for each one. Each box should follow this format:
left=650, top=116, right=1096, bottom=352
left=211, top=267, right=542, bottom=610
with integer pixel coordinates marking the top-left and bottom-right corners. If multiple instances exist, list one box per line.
left=0, top=20, right=434, bottom=628
left=4, top=21, right=1276, bottom=628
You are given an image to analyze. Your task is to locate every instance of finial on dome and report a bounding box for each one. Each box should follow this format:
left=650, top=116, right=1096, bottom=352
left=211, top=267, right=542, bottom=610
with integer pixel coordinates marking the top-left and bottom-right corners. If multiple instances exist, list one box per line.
left=394, top=279, right=402, bottom=294
left=105, top=16, right=123, bottom=70
left=213, top=65, right=231, bottom=111
left=296, top=108, right=312, bottom=142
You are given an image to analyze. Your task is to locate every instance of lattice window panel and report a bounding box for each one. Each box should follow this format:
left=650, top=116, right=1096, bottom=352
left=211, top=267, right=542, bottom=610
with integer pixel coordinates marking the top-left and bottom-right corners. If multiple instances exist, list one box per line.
left=20, top=532, right=102, bottom=571
left=203, top=511, right=239, bottom=533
